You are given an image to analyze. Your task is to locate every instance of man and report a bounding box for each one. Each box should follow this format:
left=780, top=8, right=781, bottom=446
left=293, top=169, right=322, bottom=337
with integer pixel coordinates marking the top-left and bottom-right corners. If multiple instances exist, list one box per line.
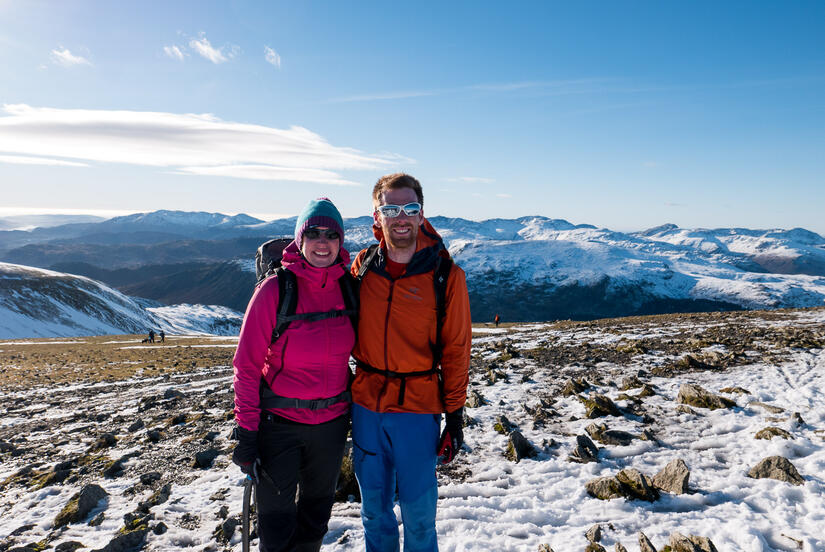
left=350, top=173, right=471, bottom=552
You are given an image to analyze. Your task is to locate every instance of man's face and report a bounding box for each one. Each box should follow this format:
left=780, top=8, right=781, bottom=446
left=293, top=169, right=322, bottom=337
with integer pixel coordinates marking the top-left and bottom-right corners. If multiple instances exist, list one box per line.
left=374, top=187, right=423, bottom=252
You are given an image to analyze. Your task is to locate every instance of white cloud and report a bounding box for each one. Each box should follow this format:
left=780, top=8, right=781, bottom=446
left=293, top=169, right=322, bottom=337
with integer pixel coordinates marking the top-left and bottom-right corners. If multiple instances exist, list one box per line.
left=445, top=176, right=496, bottom=184
left=188, top=33, right=238, bottom=64
left=0, top=154, right=88, bottom=167
left=496, top=193, right=512, bottom=199
left=264, top=46, right=281, bottom=68
left=0, top=104, right=399, bottom=185
left=163, top=45, right=186, bottom=61
left=50, top=47, right=91, bottom=67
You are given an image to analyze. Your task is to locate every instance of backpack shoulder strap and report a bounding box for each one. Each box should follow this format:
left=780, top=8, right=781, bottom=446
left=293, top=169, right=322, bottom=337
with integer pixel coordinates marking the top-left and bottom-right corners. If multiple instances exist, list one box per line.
left=272, top=267, right=298, bottom=343
left=431, top=256, right=453, bottom=407
left=338, top=271, right=359, bottom=333
left=356, top=244, right=381, bottom=281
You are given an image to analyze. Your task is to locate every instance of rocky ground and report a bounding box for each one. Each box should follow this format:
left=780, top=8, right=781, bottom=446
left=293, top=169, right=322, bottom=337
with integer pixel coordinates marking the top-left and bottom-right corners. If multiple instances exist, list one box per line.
left=1, top=308, right=824, bottom=551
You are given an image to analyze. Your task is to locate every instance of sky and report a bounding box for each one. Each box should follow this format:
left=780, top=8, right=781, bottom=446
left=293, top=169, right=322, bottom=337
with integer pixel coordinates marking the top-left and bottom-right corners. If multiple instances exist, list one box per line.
left=1, top=0, right=824, bottom=233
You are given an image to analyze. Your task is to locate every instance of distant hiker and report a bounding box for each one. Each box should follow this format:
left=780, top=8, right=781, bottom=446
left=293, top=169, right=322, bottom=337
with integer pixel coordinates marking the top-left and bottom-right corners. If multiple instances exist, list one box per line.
left=232, top=198, right=355, bottom=552
left=494, top=313, right=500, bottom=328
left=350, top=173, right=471, bottom=551
left=159, top=330, right=165, bottom=343
left=148, top=329, right=155, bottom=343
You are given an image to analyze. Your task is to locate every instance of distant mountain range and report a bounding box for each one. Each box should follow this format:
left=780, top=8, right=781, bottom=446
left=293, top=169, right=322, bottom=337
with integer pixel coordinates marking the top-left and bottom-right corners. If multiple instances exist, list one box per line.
left=0, top=262, right=242, bottom=339
left=2, top=210, right=825, bottom=335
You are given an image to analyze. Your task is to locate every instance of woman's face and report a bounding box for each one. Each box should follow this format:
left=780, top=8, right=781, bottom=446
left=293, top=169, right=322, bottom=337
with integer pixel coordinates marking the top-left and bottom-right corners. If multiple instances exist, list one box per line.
left=300, top=226, right=341, bottom=268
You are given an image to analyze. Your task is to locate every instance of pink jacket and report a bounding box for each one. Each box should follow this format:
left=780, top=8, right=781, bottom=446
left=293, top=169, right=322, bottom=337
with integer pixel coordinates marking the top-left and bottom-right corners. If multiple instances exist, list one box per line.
left=233, top=241, right=355, bottom=430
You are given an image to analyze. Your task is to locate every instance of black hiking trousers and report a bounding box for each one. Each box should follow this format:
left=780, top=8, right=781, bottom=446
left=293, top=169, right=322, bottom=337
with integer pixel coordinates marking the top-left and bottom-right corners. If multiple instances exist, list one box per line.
left=255, top=411, right=348, bottom=552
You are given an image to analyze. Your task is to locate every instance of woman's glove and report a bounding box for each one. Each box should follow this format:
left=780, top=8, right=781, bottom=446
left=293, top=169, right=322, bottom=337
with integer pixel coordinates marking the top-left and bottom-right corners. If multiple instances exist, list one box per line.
left=231, top=426, right=259, bottom=480
left=437, top=408, right=464, bottom=464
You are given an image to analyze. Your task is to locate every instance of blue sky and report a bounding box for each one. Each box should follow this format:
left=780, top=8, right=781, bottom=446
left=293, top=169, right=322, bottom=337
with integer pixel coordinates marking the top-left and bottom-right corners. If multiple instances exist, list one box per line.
left=1, top=0, right=824, bottom=233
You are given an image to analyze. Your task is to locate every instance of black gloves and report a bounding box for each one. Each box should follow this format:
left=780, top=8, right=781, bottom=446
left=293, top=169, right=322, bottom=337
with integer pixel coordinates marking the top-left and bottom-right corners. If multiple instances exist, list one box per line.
left=231, top=426, right=259, bottom=480
left=437, top=407, right=464, bottom=464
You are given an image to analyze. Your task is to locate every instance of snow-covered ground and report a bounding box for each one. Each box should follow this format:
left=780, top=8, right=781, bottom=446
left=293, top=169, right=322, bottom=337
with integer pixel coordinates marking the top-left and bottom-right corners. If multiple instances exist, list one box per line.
left=1, top=311, right=824, bottom=551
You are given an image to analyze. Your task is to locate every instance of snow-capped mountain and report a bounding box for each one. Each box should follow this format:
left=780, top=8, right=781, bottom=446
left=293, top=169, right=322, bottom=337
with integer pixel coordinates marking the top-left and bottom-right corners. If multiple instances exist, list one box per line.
left=3, top=211, right=825, bottom=326
left=0, top=262, right=241, bottom=339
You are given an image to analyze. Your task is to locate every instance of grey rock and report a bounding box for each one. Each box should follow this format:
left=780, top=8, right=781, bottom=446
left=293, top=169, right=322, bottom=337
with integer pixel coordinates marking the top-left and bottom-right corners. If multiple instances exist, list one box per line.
left=639, top=532, right=657, bottom=552
left=747, top=456, right=804, bottom=486
left=55, top=542, right=85, bottom=552
left=152, top=522, right=168, bottom=535
left=620, top=375, right=643, bottom=390
left=91, top=527, right=149, bottom=552
left=668, top=532, right=719, bottom=552
left=137, top=482, right=173, bottom=512
left=748, top=401, right=784, bottom=414
left=163, top=388, right=184, bottom=400
left=677, top=384, right=735, bottom=410
left=586, top=423, right=635, bottom=446
left=754, top=426, right=793, bottom=440
left=585, top=524, right=602, bottom=542
left=194, top=449, right=220, bottom=469
left=54, top=484, right=108, bottom=528
left=585, top=543, right=606, bottom=552
left=676, top=404, right=698, bottom=415
left=569, top=435, right=600, bottom=463
left=615, top=468, right=659, bottom=501
left=126, top=420, right=144, bottom=433
left=139, top=472, right=162, bottom=485
left=580, top=394, right=621, bottom=418
left=653, top=458, right=690, bottom=494
left=465, top=389, right=486, bottom=408
left=614, top=544, right=628, bottom=552
left=504, top=431, right=537, bottom=463
left=584, top=476, right=622, bottom=500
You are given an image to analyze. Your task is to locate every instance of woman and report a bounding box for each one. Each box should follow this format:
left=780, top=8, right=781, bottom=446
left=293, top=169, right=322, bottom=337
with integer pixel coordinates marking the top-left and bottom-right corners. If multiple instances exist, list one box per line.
left=232, top=198, right=354, bottom=552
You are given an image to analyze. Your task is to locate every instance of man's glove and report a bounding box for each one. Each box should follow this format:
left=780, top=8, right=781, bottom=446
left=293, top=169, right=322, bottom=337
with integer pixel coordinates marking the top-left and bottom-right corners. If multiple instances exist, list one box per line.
left=437, top=408, right=464, bottom=464
left=231, top=426, right=260, bottom=481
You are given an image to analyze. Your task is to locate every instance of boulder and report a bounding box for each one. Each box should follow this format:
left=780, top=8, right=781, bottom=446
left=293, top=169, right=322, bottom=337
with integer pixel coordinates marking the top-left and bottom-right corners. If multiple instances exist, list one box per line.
left=54, top=484, right=108, bottom=528
left=584, top=476, right=622, bottom=500
left=55, top=542, right=85, bottom=552
left=465, top=389, right=486, bottom=408
left=620, top=375, right=643, bottom=390
left=193, top=449, right=219, bottom=469
left=580, top=394, right=621, bottom=418
left=585, top=524, right=602, bottom=542
left=748, top=401, right=784, bottom=414
left=719, top=386, right=750, bottom=395
left=137, top=482, right=173, bottom=512
left=638, top=532, right=657, bottom=552
left=754, top=427, right=793, bottom=440
left=494, top=414, right=517, bottom=435
left=668, top=532, right=719, bottom=552
left=676, top=404, right=698, bottom=415
left=505, top=431, right=537, bottom=463
left=747, top=456, right=804, bottom=486
left=677, top=384, right=735, bottom=410
left=585, top=544, right=606, bottom=552
left=653, top=458, right=690, bottom=494
left=637, top=384, right=656, bottom=398
left=614, top=544, right=628, bottom=552
left=568, top=435, right=600, bottom=464
left=616, top=468, right=659, bottom=502
left=562, top=378, right=589, bottom=396
left=585, top=423, right=635, bottom=446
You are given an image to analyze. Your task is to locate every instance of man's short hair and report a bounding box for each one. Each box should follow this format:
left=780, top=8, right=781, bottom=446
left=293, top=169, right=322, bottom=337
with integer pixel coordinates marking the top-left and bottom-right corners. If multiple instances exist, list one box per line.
left=372, top=173, right=424, bottom=207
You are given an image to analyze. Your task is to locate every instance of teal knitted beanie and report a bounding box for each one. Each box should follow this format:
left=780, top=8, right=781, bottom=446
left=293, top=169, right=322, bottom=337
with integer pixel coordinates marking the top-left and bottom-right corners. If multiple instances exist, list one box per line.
left=294, top=197, right=345, bottom=246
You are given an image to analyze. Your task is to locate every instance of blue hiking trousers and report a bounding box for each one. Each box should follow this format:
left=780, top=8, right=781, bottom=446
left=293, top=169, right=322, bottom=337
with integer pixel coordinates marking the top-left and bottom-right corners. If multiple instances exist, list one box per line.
left=352, top=403, right=441, bottom=552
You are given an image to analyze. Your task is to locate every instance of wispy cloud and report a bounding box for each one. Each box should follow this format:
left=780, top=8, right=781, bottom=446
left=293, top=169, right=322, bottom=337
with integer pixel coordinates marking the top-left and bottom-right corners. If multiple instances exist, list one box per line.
left=50, top=47, right=91, bottom=67
left=496, top=193, right=512, bottom=199
left=444, top=176, right=496, bottom=184
left=264, top=46, right=281, bottom=68
left=331, top=79, right=616, bottom=103
left=0, top=104, right=402, bottom=185
left=329, top=90, right=440, bottom=103
left=0, top=154, right=89, bottom=167
left=163, top=45, right=186, bottom=61
left=188, top=33, right=239, bottom=64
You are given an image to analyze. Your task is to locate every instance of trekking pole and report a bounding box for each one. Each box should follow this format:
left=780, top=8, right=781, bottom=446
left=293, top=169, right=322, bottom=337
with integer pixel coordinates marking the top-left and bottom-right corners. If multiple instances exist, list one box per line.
left=242, top=475, right=253, bottom=552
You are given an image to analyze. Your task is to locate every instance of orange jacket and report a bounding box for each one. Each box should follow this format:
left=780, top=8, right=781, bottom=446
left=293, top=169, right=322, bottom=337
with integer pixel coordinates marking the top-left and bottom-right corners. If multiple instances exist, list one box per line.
left=350, top=218, right=471, bottom=414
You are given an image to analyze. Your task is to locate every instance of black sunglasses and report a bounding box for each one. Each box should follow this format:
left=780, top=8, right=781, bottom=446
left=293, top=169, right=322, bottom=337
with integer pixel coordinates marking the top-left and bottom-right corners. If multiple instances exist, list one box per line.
left=304, top=228, right=340, bottom=241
